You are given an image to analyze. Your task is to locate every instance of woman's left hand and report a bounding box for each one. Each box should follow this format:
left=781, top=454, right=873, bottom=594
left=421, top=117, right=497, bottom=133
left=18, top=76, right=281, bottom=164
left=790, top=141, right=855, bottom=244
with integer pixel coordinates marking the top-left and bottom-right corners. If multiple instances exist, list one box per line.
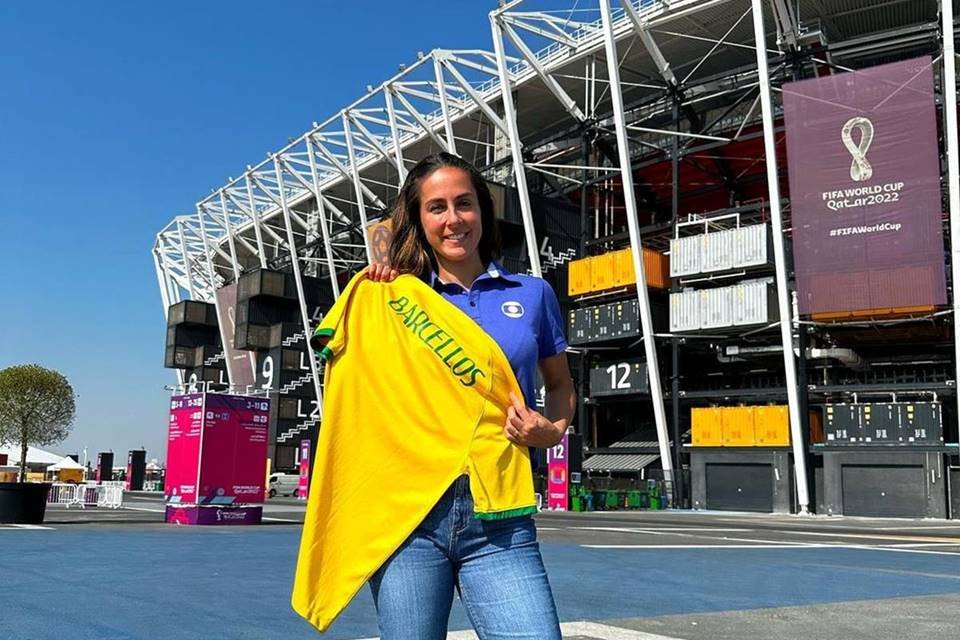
left=504, top=392, right=564, bottom=448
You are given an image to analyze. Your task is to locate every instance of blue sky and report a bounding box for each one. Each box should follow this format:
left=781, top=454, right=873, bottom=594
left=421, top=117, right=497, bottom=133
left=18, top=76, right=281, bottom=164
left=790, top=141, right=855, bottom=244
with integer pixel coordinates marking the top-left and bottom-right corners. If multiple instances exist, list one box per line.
left=0, top=1, right=512, bottom=463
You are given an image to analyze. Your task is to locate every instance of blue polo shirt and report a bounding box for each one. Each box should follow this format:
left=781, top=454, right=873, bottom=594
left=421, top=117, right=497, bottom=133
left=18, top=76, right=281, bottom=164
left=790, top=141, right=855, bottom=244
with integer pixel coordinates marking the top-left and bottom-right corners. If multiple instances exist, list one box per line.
left=430, top=261, right=568, bottom=408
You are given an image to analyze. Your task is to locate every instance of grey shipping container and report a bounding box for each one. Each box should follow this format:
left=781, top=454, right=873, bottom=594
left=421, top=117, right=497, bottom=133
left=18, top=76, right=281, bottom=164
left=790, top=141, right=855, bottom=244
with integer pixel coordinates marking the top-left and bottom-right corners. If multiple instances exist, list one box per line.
left=669, top=235, right=702, bottom=277
left=700, top=228, right=735, bottom=273
left=732, top=279, right=778, bottom=326
left=732, top=223, right=770, bottom=268
left=669, top=289, right=700, bottom=332
left=699, top=287, right=734, bottom=329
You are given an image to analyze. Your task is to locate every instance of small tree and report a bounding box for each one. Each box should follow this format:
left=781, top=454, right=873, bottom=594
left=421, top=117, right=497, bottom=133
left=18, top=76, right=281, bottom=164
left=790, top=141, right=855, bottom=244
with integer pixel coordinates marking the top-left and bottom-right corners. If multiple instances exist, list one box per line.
left=0, top=365, right=76, bottom=483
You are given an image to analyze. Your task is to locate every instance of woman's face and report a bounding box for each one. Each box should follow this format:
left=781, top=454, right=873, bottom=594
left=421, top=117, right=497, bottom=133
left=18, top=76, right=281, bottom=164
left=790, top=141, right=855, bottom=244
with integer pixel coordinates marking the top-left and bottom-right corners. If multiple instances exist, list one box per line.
left=418, top=166, right=483, bottom=267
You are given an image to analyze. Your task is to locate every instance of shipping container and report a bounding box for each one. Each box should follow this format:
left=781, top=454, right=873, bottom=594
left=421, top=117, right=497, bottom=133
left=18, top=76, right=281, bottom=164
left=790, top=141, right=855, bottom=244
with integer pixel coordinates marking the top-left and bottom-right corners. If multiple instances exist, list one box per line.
left=644, top=248, right=670, bottom=289
left=721, top=406, right=756, bottom=446
left=167, top=300, right=217, bottom=327
left=669, top=289, right=700, bottom=332
left=237, top=268, right=288, bottom=300
left=754, top=405, right=790, bottom=446
left=902, top=402, right=944, bottom=444
left=166, top=324, right=218, bottom=348
left=235, top=323, right=273, bottom=351
left=589, top=303, right=615, bottom=341
left=608, top=300, right=634, bottom=338
left=824, top=403, right=861, bottom=444
left=861, top=403, right=901, bottom=444
left=691, top=407, right=723, bottom=446
left=567, top=257, right=592, bottom=296
left=669, top=235, right=702, bottom=277
left=568, top=308, right=591, bottom=345
left=164, top=345, right=195, bottom=369
left=809, top=407, right=825, bottom=444
left=699, top=287, right=734, bottom=330
left=194, top=344, right=225, bottom=369
left=611, top=249, right=634, bottom=288
left=732, top=279, right=778, bottom=327
left=701, top=228, right=735, bottom=273
left=732, top=223, right=769, bottom=268
left=590, top=252, right=616, bottom=292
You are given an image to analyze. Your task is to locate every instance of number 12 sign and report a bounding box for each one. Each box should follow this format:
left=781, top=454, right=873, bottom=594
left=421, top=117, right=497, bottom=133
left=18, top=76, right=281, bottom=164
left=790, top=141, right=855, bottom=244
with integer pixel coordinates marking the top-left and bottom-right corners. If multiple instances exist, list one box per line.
left=546, top=431, right=570, bottom=511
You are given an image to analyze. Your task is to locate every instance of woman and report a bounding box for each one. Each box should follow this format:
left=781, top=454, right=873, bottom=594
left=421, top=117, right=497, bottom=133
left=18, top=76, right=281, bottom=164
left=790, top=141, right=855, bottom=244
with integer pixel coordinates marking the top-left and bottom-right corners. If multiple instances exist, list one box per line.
left=367, top=152, right=576, bottom=639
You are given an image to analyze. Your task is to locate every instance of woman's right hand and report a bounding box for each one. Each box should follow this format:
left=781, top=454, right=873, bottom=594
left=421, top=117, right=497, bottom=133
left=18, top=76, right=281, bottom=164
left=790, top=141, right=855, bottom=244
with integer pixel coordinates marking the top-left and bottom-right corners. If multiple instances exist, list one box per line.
left=368, top=262, right=399, bottom=282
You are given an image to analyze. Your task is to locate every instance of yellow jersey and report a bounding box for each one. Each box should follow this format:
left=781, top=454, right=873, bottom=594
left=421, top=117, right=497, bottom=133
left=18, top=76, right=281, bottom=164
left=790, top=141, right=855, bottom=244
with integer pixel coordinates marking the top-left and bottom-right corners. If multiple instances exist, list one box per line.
left=292, top=270, right=536, bottom=632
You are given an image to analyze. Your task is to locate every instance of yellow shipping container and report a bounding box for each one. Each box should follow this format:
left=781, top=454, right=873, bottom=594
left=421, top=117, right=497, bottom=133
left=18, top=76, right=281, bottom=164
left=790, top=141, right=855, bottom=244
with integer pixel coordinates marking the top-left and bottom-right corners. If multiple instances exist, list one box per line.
left=590, top=252, right=616, bottom=292
left=567, top=257, right=593, bottom=296
left=722, top=406, right=756, bottom=446
left=612, top=249, right=635, bottom=287
left=691, top=407, right=724, bottom=446
left=754, top=405, right=790, bottom=446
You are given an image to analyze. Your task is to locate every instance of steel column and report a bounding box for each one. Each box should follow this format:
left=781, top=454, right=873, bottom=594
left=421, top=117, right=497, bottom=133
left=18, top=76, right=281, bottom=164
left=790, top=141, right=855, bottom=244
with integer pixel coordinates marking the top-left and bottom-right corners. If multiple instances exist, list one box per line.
left=306, top=137, right=342, bottom=299
left=273, top=157, right=325, bottom=420
left=943, top=0, right=960, bottom=429
left=490, top=11, right=543, bottom=277
left=750, top=0, right=809, bottom=513
left=341, top=112, right=374, bottom=263
left=599, top=1, right=674, bottom=491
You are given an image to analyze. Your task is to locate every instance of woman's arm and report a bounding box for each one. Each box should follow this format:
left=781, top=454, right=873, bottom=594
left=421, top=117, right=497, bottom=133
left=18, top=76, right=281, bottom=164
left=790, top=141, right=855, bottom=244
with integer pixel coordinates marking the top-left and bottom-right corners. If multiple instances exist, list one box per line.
left=504, top=352, right=576, bottom=448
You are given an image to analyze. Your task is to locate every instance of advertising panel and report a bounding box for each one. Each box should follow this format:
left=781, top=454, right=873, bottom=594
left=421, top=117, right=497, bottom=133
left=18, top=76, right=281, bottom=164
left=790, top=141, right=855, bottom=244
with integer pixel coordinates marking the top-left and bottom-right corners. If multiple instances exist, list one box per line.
left=216, top=282, right=256, bottom=388
left=197, top=394, right=271, bottom=504
left=165, top=393, right=204, bottom=503
left=298, top=438, right=310, bottom=500
left=782, top=56, right=946, bottom=314
left=546, top=432, right=570, bottom=511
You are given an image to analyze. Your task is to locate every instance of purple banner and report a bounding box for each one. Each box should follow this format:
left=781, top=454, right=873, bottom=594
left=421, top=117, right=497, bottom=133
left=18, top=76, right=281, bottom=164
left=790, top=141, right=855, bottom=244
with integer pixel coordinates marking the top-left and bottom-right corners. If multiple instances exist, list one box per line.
left=216, top=282, right=256, bottom=388
left=165, top=504, right=263, bottom=525
left=783, top=56, right=946, bottom=315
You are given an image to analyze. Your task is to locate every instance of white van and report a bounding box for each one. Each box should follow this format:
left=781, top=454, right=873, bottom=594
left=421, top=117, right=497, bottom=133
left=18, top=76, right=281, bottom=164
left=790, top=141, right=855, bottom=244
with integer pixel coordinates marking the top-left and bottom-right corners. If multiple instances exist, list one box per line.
left=268, top=472, right=300, bottom=498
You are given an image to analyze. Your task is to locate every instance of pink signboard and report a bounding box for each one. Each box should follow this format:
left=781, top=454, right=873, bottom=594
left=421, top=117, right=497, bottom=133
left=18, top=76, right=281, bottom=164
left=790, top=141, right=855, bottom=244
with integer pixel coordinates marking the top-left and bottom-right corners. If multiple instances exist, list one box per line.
left=198, top=394, right=271, bottom=505
left=165, top=394, right=204, bottom=504
left=783, top=56, right=947, bottom=314
left=298, top=439, right=310, bottom=500
left=546, top=432, right=570, bottom=511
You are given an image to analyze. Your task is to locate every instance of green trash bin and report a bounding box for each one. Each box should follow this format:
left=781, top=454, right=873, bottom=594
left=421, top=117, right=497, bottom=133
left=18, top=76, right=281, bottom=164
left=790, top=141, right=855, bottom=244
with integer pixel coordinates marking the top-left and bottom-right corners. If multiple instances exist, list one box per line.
left=626, top=490, right=643, bottom=509
left=605, top=490, right=620, bottom=510
left=649, top=495, right=661, bottom=510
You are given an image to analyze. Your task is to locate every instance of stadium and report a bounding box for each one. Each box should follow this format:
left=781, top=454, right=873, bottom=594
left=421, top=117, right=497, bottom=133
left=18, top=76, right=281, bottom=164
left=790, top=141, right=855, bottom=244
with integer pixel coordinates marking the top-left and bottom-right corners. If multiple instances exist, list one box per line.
left=153, top=0, right=960, bottom=520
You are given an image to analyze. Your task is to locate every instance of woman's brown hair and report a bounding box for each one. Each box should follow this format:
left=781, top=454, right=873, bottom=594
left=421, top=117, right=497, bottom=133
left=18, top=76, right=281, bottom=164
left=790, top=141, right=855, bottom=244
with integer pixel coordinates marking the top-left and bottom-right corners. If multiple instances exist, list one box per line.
left=387, top=152, right=501, bottom=281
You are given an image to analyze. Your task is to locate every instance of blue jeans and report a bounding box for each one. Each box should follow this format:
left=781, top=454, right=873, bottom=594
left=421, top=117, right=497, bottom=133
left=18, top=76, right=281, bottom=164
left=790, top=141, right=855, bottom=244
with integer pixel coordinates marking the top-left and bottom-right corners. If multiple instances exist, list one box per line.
left=369, top=475, right=561, bottom=640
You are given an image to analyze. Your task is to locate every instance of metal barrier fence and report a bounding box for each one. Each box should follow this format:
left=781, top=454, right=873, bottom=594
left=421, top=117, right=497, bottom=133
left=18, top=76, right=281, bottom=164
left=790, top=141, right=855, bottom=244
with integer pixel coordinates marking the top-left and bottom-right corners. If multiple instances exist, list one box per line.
left=46, top=483, right=124, bottom=509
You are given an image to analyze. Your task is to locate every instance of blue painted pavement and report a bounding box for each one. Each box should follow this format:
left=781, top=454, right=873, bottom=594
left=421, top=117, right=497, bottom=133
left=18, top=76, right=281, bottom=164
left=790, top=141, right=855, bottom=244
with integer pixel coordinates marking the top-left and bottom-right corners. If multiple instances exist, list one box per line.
left=1, top=526, right=958, bottom=639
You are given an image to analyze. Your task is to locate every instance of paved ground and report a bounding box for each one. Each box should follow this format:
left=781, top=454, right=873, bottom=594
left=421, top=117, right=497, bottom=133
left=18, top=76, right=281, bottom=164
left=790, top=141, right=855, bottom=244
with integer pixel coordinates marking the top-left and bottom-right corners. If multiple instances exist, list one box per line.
left=2, top=492, right=959, bottom=639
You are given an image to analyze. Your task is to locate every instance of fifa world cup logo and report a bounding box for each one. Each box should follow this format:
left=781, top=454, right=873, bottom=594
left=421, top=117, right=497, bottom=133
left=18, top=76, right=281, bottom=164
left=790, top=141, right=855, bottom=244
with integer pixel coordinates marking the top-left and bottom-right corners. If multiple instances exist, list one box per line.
left=841, top=116, right=874, bottom=182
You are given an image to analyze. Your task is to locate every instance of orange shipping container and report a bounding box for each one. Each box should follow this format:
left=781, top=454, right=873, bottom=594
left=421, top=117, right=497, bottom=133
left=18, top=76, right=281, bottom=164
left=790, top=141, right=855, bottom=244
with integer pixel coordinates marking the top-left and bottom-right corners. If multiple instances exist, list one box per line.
left=643, top=249, right=670, bottom=290
left=590, top=252, right=616, bottom=292
left=567, top=257, right=593, bottom=297
left=721, top=406, right=756, bottom=446
left=754, top=405, right=790, bottom=446
left=610, top=248, right=670, bottom=290
left=691, top=407, right=723, bottom=446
